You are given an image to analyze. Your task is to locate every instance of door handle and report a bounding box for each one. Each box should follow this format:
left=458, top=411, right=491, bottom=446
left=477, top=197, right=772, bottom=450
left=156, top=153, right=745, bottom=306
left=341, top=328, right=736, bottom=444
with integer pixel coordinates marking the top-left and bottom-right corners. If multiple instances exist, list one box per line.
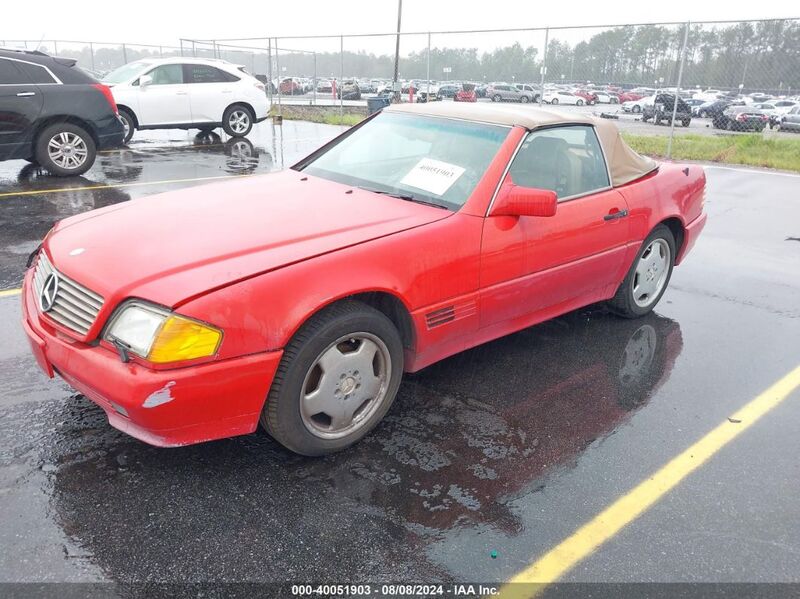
left=16, top=91, right=36, bottom=97
left=176, top=91, right=188, bottom=95
left=603, top=209, right=629, bottom=221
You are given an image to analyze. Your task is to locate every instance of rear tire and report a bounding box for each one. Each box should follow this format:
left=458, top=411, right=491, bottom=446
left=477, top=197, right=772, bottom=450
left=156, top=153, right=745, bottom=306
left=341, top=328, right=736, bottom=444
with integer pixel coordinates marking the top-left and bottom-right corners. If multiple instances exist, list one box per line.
left=551, top=98, right=559, bottom=105
left=260, top=301, right=404, bottom=456
left=576, top=99, right=584, bottom=106
left=632, top=105, right=641, bottom=113
left=35, top=123, right=96, bottom=177
left=118, top=109, right=135, bottom=144
left=608, top=225, right=676, bottom=319
left=520, top=95, right=530, bottom=103
left=222, top=104, right=254, bottom=137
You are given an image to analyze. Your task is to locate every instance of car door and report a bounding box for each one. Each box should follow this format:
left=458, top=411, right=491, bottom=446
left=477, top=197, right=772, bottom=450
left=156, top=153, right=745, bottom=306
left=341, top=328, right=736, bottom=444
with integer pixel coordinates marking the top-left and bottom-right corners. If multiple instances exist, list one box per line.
left=182, top=63, right=238, bottom=124
left=136, top=63, right=192, bottom=126
left=785, top=106, right=800, bottom=128
left=0, top=57, right=44, bottom=160
left=479, top=124, right=630, bottom=328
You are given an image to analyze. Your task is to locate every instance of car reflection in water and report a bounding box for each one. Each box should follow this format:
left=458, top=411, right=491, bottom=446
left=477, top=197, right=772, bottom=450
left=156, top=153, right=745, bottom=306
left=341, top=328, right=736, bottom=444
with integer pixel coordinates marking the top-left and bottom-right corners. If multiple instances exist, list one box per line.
left=192, top=132, right=264, bottom=174
left=47, top=309, right=681, bottom=579
left=0, top=137, right=273, bottom=288
left=323, top=309, right=682, bottom=533
left=0, top=165, right=133, bottom=289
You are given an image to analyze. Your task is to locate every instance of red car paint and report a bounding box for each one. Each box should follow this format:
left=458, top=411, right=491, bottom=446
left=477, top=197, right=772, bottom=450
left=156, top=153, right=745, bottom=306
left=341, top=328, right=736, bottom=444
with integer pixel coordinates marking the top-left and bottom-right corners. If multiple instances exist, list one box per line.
left=22, top=119, right=706, bottom=448
left=618, top=92, right=644, bottom=103
left=572, top=90, right=598, bottom=105
left=454, top=89, right=477, bottom=102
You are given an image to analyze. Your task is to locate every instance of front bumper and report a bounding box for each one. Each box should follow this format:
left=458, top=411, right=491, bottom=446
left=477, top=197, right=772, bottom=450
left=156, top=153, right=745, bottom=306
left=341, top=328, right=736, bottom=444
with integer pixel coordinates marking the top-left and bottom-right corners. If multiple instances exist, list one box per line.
left=21, top=269, right=282, bottom=447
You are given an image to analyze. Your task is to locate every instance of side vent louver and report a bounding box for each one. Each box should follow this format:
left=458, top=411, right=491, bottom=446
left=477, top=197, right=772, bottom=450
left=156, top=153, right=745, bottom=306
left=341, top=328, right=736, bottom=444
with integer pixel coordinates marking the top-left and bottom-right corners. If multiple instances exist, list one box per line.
left=425, top=306, right=456, bottom=329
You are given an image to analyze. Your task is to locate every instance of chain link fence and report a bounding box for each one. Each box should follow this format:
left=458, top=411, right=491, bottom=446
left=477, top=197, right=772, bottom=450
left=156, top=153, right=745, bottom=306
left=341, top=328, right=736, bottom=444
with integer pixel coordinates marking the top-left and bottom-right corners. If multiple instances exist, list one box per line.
left=0, top=39, right=185, bottom=75
left=4, top=18, right=798, bottom=155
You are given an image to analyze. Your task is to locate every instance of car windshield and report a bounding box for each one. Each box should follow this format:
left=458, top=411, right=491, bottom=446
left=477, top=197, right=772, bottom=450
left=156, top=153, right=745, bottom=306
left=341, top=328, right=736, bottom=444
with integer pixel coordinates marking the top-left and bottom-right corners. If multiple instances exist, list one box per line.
left=103, top=61, right=152, bottom=84
left=298, top=112, right=509, bottom=211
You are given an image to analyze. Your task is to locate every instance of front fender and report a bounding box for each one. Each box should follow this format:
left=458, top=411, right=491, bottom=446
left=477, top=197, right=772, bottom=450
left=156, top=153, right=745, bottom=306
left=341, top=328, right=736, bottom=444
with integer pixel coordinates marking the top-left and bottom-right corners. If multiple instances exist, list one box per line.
left=176, top=213, right=484, bottom=362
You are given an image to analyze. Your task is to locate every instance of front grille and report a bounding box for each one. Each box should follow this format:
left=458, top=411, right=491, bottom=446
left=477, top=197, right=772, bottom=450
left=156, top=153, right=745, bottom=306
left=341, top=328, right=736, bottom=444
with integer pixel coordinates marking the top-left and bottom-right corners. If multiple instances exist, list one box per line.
left=32, top=252, right=104, bottom=336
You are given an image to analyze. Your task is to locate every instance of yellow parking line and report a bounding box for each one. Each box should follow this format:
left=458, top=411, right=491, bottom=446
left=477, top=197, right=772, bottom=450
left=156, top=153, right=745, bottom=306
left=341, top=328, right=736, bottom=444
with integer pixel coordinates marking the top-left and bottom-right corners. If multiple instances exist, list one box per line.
left=0, top=174, right=251, bottom=199
left=0, top=288, right=21, bottom=297
left=500, top=364, right=800, bottom=598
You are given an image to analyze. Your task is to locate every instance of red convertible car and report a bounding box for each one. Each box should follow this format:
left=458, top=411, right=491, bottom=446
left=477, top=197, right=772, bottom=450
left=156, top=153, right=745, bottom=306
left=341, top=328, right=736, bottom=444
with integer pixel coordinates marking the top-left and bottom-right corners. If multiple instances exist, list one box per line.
left=22, top=103, right=706, bottom=455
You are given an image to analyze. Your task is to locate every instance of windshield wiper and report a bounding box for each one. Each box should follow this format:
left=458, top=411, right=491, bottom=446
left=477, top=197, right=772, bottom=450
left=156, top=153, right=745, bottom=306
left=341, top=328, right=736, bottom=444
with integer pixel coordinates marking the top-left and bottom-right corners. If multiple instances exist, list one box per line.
left=357, top=187, right=450, bottom=210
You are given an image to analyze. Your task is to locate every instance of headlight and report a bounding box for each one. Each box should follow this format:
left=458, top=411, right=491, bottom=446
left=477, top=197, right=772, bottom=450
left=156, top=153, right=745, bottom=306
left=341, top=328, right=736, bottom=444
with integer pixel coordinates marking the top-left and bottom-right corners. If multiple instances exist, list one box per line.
left=105, top=302, right=222, bottom=364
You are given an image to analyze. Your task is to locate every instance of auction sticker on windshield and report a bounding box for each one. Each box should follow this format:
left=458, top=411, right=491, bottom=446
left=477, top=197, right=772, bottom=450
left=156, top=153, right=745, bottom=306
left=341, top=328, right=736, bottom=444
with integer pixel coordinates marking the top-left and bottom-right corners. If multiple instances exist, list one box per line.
left=400, top=158, right=465, bottom=196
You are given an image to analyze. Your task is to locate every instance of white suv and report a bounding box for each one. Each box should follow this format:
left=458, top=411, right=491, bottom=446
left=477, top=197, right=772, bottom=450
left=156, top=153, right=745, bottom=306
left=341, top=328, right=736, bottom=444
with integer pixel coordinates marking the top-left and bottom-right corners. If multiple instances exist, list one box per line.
left=103, top=58, right=268, bottom=143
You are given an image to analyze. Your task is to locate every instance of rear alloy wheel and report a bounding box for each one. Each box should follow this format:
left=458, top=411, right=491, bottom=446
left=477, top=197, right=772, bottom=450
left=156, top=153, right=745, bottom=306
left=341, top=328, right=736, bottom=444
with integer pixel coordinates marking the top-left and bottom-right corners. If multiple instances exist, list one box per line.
left=609, top=225, right=675, bottom=318
left=223, top=104, right=254, bottom=137
left=118, top=109, right=135, bottom=144
left=261, top=301, right=404, bottom=456
left=35, top=123, right=96, bottom=177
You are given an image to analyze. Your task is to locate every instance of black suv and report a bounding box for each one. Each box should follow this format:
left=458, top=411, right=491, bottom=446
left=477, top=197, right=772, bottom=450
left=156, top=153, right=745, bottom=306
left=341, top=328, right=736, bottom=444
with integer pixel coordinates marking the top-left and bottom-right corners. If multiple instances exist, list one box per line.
left=0, top=49, right=124, bottom=176
left=642, top=94, right=693, bottom=127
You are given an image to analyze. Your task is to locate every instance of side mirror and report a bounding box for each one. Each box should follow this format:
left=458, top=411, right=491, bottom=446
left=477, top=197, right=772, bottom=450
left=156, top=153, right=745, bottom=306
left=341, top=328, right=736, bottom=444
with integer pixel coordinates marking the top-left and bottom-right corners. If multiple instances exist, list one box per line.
left=490, top=182, right=557, bottom=218
left=139, top=74, right=153, bottom=88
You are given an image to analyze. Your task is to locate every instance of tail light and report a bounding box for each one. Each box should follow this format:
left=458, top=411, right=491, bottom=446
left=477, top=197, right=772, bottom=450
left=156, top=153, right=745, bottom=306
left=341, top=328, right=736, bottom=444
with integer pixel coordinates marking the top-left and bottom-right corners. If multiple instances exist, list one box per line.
left=92, top=83, right=118, bottom=115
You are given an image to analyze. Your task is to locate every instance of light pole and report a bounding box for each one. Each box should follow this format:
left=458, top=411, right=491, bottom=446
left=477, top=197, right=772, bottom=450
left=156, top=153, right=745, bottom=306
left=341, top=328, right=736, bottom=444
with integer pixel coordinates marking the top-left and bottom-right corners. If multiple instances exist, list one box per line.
left=392, top=0, right=403, bottom=103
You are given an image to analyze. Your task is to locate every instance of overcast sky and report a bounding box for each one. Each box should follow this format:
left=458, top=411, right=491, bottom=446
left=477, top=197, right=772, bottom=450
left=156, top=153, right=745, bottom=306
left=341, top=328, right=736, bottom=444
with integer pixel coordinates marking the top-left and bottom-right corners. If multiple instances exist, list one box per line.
left=3, top=0, right=798, bottom=49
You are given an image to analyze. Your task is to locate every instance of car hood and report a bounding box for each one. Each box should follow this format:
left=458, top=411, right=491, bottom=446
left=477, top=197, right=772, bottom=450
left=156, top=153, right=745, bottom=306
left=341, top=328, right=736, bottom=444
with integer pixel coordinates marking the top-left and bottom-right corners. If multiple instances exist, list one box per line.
left=45, top=170, right=451, bottom=308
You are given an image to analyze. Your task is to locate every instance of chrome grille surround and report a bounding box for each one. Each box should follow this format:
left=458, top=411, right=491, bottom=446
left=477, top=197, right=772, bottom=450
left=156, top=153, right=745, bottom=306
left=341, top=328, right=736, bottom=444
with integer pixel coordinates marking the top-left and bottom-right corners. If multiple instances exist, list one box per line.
left=32, top=252, right=104, bottom=336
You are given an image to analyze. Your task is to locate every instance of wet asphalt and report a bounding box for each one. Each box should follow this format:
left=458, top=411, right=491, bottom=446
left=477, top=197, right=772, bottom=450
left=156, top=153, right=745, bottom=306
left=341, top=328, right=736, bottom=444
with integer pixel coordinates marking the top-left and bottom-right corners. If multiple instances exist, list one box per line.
left=0, top=121, right=799, bottom=591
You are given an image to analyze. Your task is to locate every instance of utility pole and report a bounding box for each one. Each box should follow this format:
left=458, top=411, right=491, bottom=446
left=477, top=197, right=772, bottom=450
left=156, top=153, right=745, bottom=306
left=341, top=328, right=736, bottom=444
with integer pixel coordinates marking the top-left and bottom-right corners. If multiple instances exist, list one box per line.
left=392, top=0, right=403, bottom=103
left=666, top=22, right=690, bottom=160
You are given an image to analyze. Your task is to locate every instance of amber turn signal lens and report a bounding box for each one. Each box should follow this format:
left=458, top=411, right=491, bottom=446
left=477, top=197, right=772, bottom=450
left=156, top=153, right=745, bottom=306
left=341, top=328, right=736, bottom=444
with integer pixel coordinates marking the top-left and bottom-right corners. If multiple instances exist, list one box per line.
left=147, top=315, right=222, bottom=364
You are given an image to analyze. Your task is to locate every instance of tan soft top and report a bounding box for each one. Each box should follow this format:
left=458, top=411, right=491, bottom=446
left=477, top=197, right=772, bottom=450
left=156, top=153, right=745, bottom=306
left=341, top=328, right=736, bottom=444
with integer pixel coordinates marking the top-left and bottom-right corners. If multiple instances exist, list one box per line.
left=385, top=102, right=657, bottom=187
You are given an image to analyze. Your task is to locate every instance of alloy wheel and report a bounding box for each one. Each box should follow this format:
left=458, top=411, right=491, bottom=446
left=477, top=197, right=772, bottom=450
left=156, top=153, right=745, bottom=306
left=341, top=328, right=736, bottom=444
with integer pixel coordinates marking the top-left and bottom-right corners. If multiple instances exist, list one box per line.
left=228, top=110, right=250, bottom=134
left=632, top=239, right=671, bottom=308
left=299, top=332, right=392, bottom=439
left=47, top=132, right=88, bottom=170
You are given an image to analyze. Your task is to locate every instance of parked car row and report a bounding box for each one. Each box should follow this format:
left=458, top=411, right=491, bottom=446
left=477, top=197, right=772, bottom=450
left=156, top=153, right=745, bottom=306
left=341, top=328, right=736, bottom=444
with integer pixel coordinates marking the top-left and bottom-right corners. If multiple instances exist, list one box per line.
left=0, top=49, right=270, bottom=176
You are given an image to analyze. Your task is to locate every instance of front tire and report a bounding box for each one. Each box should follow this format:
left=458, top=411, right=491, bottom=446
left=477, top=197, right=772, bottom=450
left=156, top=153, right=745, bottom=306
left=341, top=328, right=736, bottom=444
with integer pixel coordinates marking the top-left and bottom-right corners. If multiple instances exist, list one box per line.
left=520, top=95, right=530, bottom=103
left=551, top=98, right=559, bottom=105
left=261, top=301, right=404, bottom=456
left=223, top=104, right=254, bottom=137
left=492, top=94, right=502, bottom=102
left=608, top=225, right=676, bottom=319
left=118, top=109, right=136, bottom=144
left=576, top=99, right=584, bottom=106
left=35, top=123, right=96, bottom=177
left=632, top=105, right=641, bottom=113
